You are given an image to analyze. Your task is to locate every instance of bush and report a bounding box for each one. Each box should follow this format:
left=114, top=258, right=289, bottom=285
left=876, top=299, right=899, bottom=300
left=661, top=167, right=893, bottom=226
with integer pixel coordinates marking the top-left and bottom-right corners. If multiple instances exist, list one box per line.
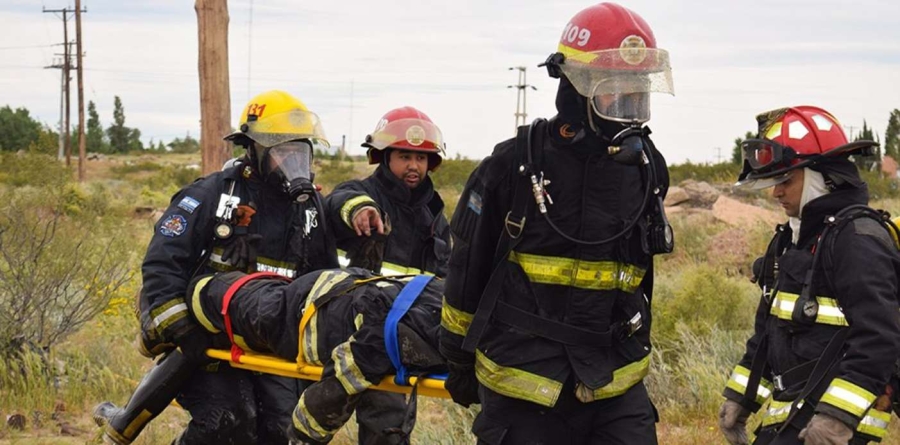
left=0, top=152, right=71, bottom=188
left=669, top=162, right=741, bottom=186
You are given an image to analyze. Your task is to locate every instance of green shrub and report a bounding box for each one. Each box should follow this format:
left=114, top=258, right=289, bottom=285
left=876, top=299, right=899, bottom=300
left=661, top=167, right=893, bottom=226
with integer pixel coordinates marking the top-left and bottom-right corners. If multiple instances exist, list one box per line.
left=110, top=161, right=163, bottom=177
left=432, top=158, right=478, bottom=193
left=669, top=162, right=741, bottom=186
left=0, top=152, right=71, bottom=188
left=652, top=264, right=759, bottom=343
left=316, top=158, right=359, bottom=192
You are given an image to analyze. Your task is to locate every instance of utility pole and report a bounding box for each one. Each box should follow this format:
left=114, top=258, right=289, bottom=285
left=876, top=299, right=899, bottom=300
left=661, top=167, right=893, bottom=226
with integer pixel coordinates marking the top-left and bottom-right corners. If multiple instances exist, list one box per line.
left=195, top=0, right=232, bottom=175
left=43, top=6, right=85, bottom=164
left=507, top=66, right=536, bottom=133
left=75, top=0, right=86, bottom=181
left=715, top=147, right=723, bottom=164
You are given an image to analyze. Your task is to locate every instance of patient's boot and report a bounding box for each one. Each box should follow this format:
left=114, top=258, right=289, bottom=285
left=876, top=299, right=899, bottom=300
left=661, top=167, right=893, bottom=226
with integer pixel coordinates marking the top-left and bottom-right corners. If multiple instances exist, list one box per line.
left=92, top=349, right=195, bottom=444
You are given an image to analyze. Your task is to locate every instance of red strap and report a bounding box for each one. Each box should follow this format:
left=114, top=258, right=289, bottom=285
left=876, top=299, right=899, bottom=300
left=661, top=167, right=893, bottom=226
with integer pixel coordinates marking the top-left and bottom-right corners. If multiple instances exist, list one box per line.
left=221, top=272, right=291, bottom=363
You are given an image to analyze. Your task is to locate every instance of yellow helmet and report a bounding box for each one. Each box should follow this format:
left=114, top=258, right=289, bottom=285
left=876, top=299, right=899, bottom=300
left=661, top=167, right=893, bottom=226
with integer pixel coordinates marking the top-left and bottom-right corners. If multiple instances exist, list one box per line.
left=225, top=90, right=330, bottom=149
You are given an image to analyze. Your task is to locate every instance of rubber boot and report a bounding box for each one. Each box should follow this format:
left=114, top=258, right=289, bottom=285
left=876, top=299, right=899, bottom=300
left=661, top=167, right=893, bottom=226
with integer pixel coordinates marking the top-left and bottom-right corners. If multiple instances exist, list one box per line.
left=92, top=350, right=195, bottom=444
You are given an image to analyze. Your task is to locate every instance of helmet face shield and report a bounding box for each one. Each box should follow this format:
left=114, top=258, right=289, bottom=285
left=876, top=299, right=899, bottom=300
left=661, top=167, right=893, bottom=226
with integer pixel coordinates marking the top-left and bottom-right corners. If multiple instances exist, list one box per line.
left=367, top=118, right=445, bottom=153
left=559, top=49, right=673, bottom=97
left=239, top=109, right=330, bottom=149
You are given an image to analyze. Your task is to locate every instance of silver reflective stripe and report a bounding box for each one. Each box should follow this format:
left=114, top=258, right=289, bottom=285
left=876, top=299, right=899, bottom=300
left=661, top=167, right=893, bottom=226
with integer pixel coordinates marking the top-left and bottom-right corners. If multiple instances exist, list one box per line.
left=860, top=413, right=889, bottom=430
left=256, top=262, right=295, bottom=278
left=153, top=303, right=188, bottom=329
left=731, top=372, right=772, bottom=399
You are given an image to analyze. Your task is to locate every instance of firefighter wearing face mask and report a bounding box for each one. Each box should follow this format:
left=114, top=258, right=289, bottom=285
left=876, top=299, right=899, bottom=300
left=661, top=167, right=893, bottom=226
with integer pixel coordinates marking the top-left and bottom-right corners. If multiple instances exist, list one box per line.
left=719, top=106, right=900, bottom=445
left=325, top=106, right=451, bottom=278
left=438, top=3, right=674, bottom=444
left=95, top=90, right=340, bottom=445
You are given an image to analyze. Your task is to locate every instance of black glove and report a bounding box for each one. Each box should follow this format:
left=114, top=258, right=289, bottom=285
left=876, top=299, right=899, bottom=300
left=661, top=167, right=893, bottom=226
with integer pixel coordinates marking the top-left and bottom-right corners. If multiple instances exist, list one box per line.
left=445, top=361, right=479, bottom=407
left=173, top=328, right=213, bottom=365
left=221, top=233, right=263, bottom=270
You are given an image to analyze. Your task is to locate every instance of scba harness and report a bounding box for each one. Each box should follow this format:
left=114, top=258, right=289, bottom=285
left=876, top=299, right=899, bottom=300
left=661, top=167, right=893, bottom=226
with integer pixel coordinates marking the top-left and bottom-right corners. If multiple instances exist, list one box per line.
left=740, top=205, right=900, bottom=442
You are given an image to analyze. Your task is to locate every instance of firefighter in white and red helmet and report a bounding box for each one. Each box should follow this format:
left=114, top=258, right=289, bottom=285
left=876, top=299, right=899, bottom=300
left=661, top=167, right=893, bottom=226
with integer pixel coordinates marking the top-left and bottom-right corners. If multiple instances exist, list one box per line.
left=439, top=3, right=673, bottom=443
left=719, top=106, right=898, bottom=445
left=322, top=106, right=451, bottom=442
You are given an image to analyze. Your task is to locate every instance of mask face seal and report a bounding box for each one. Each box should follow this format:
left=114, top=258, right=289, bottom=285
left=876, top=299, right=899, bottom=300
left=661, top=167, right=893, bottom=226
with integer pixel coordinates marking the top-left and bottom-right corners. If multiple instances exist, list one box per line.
left=258, top=140, right=315, bottom=202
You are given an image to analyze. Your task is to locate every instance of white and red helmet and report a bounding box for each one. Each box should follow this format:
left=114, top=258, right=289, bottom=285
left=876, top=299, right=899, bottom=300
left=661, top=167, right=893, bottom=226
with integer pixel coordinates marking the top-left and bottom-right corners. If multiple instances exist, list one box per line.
left=545, top=2, right=674, bottom=123
left=363, top=106, right=445, bottom=171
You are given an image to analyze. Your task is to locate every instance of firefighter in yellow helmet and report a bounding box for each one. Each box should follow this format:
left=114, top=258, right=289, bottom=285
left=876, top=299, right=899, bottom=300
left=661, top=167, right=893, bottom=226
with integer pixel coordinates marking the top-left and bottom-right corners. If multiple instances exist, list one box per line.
left=93, top=90, right=339, bottom=444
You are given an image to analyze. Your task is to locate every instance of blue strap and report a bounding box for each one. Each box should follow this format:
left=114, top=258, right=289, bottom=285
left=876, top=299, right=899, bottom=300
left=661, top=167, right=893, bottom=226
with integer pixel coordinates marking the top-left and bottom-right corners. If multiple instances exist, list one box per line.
left=384, top=275, right=433, bottom=386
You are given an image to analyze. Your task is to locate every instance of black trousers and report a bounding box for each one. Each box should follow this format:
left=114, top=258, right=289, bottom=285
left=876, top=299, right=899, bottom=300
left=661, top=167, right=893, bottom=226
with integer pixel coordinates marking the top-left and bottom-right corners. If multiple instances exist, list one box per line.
left=175, top=366, right=309, bottom=445
left=472, top=380, right=658, bottom=445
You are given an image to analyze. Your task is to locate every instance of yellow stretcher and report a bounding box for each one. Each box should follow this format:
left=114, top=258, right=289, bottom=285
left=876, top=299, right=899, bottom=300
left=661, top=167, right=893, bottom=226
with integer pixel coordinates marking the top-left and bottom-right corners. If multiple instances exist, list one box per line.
left=207, top=272, right=450, bottom=399
left=205, top=349, right=450, bottom=399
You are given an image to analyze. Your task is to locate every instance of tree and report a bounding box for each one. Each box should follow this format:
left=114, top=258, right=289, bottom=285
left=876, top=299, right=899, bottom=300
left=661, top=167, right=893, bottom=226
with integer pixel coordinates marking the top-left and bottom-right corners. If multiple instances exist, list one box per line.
left=851, top=120, right=880, bottom=171
left=0, top=106, right=43, bottom=152
left=731, top=131, right=755, bottom=165
left=86, top=101, right=108, bottom=153
left=168, top=133, right=200, bottom=153
left=885, top=109, right=900, bottom=160
left=106, top=96, right=131, bottom=153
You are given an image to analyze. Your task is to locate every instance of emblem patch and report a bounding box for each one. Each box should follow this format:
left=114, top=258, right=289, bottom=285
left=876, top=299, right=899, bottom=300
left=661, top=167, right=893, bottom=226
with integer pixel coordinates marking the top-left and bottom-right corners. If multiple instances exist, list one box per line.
left=467, top=191, right=483, bottom=215
left=177, top=196, right=200, bottom=214
left=159, top=214, right=188, bottom=237
left=405, top=125, right=426, bottom=146
left=619, top=35, right=647, bottom=65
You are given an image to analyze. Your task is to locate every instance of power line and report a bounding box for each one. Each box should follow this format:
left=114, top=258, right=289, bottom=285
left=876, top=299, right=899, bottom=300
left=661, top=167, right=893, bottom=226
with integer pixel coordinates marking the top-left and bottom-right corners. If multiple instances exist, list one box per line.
left=43, top=6, right=86, bottom=163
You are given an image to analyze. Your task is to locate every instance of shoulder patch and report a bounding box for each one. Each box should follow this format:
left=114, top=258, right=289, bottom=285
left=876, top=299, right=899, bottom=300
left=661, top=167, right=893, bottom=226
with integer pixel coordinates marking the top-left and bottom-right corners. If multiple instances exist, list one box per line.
left=467, top=191, right=483, bottom=215
left=177, top=196, right=201, bottom=214
left=159, top=214, right=188, bottom=237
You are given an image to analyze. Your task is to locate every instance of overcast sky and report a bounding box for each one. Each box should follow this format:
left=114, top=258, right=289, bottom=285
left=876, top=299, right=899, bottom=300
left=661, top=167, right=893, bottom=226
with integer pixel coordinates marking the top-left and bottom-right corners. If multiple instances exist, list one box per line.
left=2, top=0, right=899, bottom=164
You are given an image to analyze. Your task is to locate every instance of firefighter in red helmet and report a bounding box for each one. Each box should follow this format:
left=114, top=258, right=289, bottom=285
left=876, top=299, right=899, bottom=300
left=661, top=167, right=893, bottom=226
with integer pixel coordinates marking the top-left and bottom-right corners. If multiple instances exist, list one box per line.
left=323, top=106, right=451, bottom=444
left=439, top=3, right=674, bottom=444
left=719, top=106, right=899, bottom=445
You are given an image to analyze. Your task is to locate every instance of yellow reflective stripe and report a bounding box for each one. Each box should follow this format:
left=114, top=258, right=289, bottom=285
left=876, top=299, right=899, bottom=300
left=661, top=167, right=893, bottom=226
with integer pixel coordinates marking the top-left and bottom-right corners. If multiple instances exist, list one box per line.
left=557, top=44, right=600, bottom=64
left=769, top=292, right=848, bottom=327
left=857, top=408, right=891, bottom=439
left=508, top=251, right=645, bottom=293
left=761, top=399, right=798, bottom=427
left=209, top=249, right=296, bottom=277
left=475, top=350, right=562, bottom=408
left=233, top=334, right=258, bottom=353
left=190, top=276, right=219, bottom=334
left=301, top=271, right=352, bottom=365
left=380, top=260, right=434, bottom=276
left=122, top=409, right=153, bottom=440
left=820, top=378, right=876, bottom=418
left=725, top=365, right=773, bottom=406
left=340, top=195, right=376, bottom=228
left=333, top=337, right=373, bottom=395
left=441, top=297, right=474, bottom=337
left=590, top=355, right=651, bottom=400
left=150, top=298, right=189, bottom=331
left=292, top=393, right=334, bottom=442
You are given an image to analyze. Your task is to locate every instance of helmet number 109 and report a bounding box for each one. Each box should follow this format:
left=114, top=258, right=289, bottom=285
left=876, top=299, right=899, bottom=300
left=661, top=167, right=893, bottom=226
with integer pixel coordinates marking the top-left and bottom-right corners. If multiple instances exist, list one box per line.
left=562, top=22, right=591, bottom=47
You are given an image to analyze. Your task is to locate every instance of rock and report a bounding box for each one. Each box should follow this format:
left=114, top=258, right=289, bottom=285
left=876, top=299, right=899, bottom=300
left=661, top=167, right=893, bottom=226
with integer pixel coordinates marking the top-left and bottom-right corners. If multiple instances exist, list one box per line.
left=711, top=195, right=782, bottom=227
left=680, top=180, right=721, bottom=208
left=882, top=156, right=898, bottom=178
left=6, top=413, right=25, bottom=430
left=58, top=422, right=85, bottom=436
left=664, top=186, right=689, bottom=207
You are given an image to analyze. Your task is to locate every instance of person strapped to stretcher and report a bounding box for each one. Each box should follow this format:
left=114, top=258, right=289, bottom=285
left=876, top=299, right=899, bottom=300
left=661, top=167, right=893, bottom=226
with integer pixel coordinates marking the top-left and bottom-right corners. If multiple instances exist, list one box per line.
left=93, top=268, right=447, bottom=445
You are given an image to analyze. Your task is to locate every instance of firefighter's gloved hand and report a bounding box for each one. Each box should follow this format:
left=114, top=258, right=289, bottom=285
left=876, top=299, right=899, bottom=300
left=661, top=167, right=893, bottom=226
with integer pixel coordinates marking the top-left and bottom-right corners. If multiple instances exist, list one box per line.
left=352, top=205, right=385, bottom=237
left=445, top=361, right=479, bottom=408
left=173, top=329, right=213, bottom=365
left=221, top=233, right=263, bottom=270
left=718, top=400, right=750, bottom=445
left=798, top=413, right=853, bottom=445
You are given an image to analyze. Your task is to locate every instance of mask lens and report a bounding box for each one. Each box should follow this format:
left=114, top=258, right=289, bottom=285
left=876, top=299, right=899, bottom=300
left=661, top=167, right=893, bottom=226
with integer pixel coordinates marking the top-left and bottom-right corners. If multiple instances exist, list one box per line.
left=591, top=92, right=650, bottom=123
left=266, top=141, right=312, bottom=183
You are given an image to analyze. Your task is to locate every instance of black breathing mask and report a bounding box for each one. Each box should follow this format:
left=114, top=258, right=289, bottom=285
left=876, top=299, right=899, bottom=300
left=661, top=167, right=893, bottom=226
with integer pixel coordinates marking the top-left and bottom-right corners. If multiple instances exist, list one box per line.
left=258, top=140, right=316, bottom=202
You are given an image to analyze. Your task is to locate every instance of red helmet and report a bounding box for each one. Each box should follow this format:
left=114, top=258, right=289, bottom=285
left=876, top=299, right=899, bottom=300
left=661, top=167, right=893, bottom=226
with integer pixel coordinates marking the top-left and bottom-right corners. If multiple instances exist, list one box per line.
left=363, top=106, right=445, bottom=171
left=736, top=106, right=877, bottom=189
left=544, top=2, right=674, bottom=123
